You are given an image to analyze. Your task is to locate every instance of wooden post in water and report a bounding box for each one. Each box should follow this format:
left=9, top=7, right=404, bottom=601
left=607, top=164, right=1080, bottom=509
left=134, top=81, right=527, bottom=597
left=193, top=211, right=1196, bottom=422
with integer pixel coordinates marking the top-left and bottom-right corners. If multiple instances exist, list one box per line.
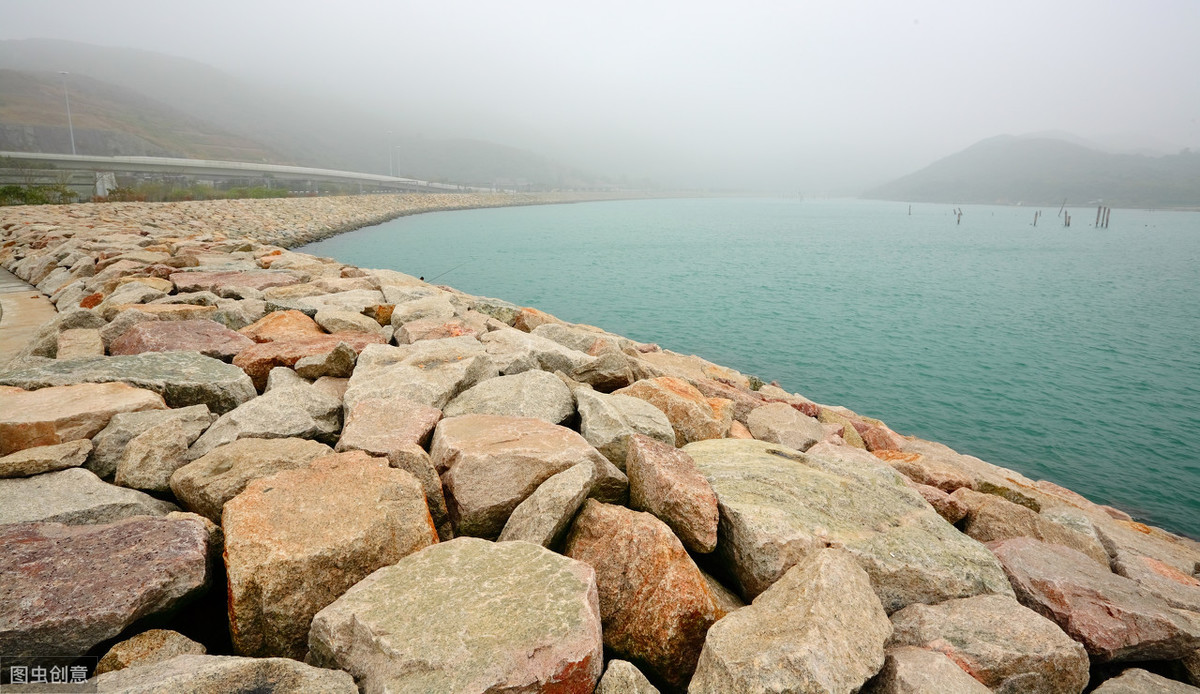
left=1103, top=207, right=1111, bottom=228
left=1033, top=210, right=1039, bottom=227
left=1096, top=206, right=1103, bottom=227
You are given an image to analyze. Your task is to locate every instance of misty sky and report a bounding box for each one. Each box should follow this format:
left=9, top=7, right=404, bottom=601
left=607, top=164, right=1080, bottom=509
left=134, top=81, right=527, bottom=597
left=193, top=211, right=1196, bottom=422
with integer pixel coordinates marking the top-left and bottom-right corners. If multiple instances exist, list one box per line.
left=3, top=1, right=1199, bottom=191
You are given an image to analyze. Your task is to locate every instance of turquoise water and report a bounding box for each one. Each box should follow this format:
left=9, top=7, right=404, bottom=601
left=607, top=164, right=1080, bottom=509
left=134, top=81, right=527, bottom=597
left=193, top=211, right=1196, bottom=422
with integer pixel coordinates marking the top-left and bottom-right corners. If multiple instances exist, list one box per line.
left=300, top=198, right=1200, bottom=538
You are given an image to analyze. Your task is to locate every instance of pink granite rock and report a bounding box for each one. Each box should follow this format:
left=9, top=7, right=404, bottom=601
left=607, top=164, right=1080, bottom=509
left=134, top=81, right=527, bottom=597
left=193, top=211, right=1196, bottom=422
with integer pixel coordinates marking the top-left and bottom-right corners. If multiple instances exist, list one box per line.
left=233, top=332, right=384, bottom=390
left=626, top=433, right=719, bottom=554
left=110, top=319, right=254, bottom=360
left=613, top=376, right=725, bottom=446
left=237, top=309, right=324, bottom=343
left=170, top=270, right=301, bottom=294
left=0, top=383, right=167, bottom=455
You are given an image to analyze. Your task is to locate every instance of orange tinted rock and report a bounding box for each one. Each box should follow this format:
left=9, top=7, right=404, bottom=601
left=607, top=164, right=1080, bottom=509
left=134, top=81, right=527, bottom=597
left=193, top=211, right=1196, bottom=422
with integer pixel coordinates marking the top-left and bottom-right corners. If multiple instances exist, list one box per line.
left=237, top=309, right=323, bottom=343
left=0, top=383, right=167, bottom=455
left=395, top=317, right=477, bottom=344
left=614, top=376, right=724, bottom=447
left=564, top=500, right=718, bottom=689
left=513, top=307, right=562, bottom=332
left=233, top=332, right=384, bottom=390
left=79, top=292, right=104, bottom=309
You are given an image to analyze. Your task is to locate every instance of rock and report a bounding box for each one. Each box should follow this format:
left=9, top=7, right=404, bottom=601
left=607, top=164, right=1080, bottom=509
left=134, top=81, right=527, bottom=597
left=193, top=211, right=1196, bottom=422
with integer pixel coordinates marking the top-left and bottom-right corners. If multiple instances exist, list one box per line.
left=0, top=516, right=210, bottom=663
left=1091, top=669, right=1200, bottom=693
left=170, top=269, right=302, bottom=294
left=114, top=416, right=209, bottom=492
left=224, top=451, right=437, bottom=659
left=531, top=322, right=635, bottom=354
left=480, top=328, right=599, bottom=375
left=233, top=332, right=383, bottom=390
left=571, top=346, right=636, bottom=392
left=343, top=338, right=498, bottom=410
left=90, top=654, right=357, bottom=693
left=1113, top=551, right=1200, bottom=612
left=498, top=462, right=594, bottom=546
left=300, top=289, right=386, bottom=315
left=237, top=308, right=324, bottom=343
left=311, top=375, right=348, bottom=401
left=10, top=307, right=107, bottom=360
left=109, top=319, right=255, bottom=360
left=909, top=482, right=969, bottom=523
left=264, top=364, right=311, bottom=391
left=395, top=316, right=478, bottom=343
left=313, top=308, right=384, bottom=336
left=389, top=294, right=458, bottom=327
left=292, top=341, right=358, bottom=379
left=952, top=487, right=1111, bottom=566
left=186, top=383, right=341, bottom=460
left=443, top=369, right=575, bottom=424
left=169, top=437, right=333, bottom=522
left=335, top=396, right=450, bottom=538
left=95, top=282, right=168, bottom=319
left=0, top=382, right=167, bottom=456
left=1092, top=517, right=1200, bottom=579
left=746, top=402, right=825, bottom=452
left=862, top=647, right=992, bottom=694
left=874, top=449, right=975, bottom=492
left=431, top=414, right=619, bottom=538
left=614, top=377, right=724, bottom=447
left=1183, top=651, right=1200, bottom=687
left=887, top=593, right=1090, bottom=694
left=95, top=629, right=207, bottom=675
left=597, top=660, right=661, bottom=694
left=87, top=405, right=216, bottom=479
left=626, top=433, right=719, bottom=554
left=689, top=548, right=891, bottom=694
left=56, top=328, right=104, bottom=359
left=308, top=537, right=603, bottom=694
left=0, top=467, right=178, bottom=525
left=701, top=570, right=746, bottom=619
left=0, top=352, right=257, bottom=413
left=576, top=387, right=675, bottom=468
left=989, top=537, right=1200, bottom=662
left=685, top=438, right=1014, bottom=608
left=0, top=439, right=91, bottom=478
left=564, top=500, right=718, bottom=689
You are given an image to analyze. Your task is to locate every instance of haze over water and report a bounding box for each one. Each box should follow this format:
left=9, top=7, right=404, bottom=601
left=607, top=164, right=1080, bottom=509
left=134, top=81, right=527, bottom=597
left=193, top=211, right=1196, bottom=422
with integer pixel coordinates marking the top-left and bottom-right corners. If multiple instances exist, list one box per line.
left=302, top=198, right=1200, bottom=538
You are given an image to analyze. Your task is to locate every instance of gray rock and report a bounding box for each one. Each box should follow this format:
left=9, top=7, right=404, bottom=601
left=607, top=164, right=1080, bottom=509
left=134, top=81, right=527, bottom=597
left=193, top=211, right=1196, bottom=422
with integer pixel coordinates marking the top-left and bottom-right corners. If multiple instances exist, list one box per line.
left=1113, top=550, right=1200, bottom=612
left=95, top=629, right=207, bottom=675
left=480, top=328, right=598, bottom=375
left=264, top=365, right=311, bottom=391
left=597, top=660, right=661, bottom=694
left=531, top=322, right=635, bottom=353
left=293, top=341, right=358, bottom=379
left=468, top=295, right=522, bottom=325
left=308, top=538, right=604, bottom=694
left=96, top=283, right=168, bottom=319
left=211, top=298, right=267, bottom=330
left=498, top=462, right=595, bottom=546
left=170, top=437, right=333, bottom=522
left=576, top=387, right=675, bottom=468
left=746, top=402, right=825, bottom=452
left=0, top=440, right=91, bottom=478
left=443, top=368, right=575, bottom=423
left=389, top=294, right=457, bottom=327
left=343, top=338, right=498, bottom=410
left=689, top=548, right=892, bottom=694
left=114, top=418, right=197, bottom=493
left=0, top=352, right=257, bottom=414
left=301, top=289, right=385, bottom=314
left=862, top=647, right=992, bottom=694
left=378, top=283, right=438, bottom=305
left=9, top=307, right=107, bottom=360
left=0, top=467, right=177, bottom=525
left=888, top=594, right=1090, bottom=694
left=186, top=384, right=342, bottom=460
left=684, top=438, right=1014, bottom=609
left=88, top=405, right=216, bottom=479
left=1091, top=669, right=1200, bottom=693
left=152, top=291, right=222, bottom=307
left=0, top=516, right=210, bottom=664
left=91, top=654, right=357, bottom=693
left=313, top=308, right=384, bottom=335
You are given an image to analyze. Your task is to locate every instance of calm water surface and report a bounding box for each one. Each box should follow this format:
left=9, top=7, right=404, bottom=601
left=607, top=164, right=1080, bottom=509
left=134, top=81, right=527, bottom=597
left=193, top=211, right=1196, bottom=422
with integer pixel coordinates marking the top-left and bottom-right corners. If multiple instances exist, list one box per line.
left=301, top=198, right=1200, bottom=538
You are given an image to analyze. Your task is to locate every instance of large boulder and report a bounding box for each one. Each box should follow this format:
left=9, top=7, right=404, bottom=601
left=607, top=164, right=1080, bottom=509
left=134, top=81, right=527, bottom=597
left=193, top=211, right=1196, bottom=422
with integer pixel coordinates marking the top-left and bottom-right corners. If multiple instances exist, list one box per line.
left=989, top=537, right=1200, bottom=662
left=443, top=369, right=575, bottom=424
left=614, top=377, right=725, bottom=446
left=0, top=439, right=91, bottom=478
left=186, top=383, right=341, bottom=459
left=90, top=654, right=357, bottom=693
left=343, top=338, right=498, bottom=410
left=1112, top=550, right=1200, bottom=612
left=0, top=352, right=256, bottom=413
left=887, top=594, right=1090, bottom=694
left=597, top=660, right=662, bottom=694
left=1091, top=669, right=1200, bottom=693
left=308, top=538, right=603, bottom=694
left=0, top=382, right=166, bottom=456
left=576, top=387, right=675, bottom=468
left=169, top=437, right=333, bottom=522
left=0, top=516, right=210, bottom=664
left=684, top=439, right=1013, bottom=608
left=498, top=462, right=595, bottom=547
left=431, top=414, right=623, bottom=538
left=88, top=405, right=216, bottom=479
left=626, top=433, right=719, bottom=554
left=745, top=402, right=825, bottom=452
left=0, top=467, right=177, bottom=525
left=114, top=416, right=209, bottom=492
left=233, top=332, right=383, bottom=390
left=170, top=269, right=303, bottom=294
left=109, top=319, right=255, bottom=360
left=862, top=647, right=991, bottom=694
left=564, top=500, right=719, bottom=689
left=95, top=629, right=206, bottom=675
left=689, top=548, right=891, bottom=694
left=237, top=308, right=324, bottom=342
left=952, top=487, right=1110, bottom=566
left=224, top=451, right=437, bottom=659
left=479, top=328, right=598, bottom=375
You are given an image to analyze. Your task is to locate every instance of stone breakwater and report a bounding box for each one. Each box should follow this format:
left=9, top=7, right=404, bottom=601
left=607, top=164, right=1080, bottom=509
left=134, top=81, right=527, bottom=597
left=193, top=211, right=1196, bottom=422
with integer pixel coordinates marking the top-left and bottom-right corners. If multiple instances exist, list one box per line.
left=0, top=195, right=1198, bottom=694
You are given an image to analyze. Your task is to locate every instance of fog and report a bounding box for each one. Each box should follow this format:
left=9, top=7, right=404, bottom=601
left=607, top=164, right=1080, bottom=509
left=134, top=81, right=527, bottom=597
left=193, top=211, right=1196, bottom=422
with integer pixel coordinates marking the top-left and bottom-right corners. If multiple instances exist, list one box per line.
left=3, top=1, right=1198, bottom=191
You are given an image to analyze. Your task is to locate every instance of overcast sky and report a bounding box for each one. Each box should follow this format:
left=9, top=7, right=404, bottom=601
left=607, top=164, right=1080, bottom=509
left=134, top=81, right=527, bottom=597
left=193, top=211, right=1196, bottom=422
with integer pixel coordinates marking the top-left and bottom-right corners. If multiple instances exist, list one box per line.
left=3, top=1, right=1198, bottom=190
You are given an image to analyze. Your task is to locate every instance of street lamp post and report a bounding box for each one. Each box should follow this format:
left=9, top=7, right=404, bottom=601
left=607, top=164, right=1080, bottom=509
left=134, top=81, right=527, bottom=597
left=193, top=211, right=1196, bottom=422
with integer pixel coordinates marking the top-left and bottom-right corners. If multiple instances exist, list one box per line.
left=386, top=130, right=394, bottom=177
left=58, top=71, right=76, bottom=156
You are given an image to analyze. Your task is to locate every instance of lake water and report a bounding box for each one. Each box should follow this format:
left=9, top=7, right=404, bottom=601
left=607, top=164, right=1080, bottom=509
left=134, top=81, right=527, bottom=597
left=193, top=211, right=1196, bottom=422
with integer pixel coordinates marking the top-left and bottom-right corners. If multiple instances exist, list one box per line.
left=300, top=197, right=1200, bottom=538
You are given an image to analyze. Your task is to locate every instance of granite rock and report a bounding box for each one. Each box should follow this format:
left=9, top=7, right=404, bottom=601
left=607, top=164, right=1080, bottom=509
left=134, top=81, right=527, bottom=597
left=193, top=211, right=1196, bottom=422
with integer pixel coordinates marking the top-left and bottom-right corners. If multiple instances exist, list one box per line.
left=87, top=404, right=216, bottom=479
left=343, top=338, right=498, bottom=410
left=597, top=660, right=662, bottom=694
left=0, top=467, right=177, bottom=525
left=443, top=368, right=575, bottom=424
left=95, top=629, right=206, bottom=675
left=576, top=387, right=675, bottom=468
left=862, top=647, right=991, bottom=694
left=746, top=402, right=825, bottom=452
left=1091, top=669, right=1200, bottom=693
left=90, top=654, right=357, bottom=693
left=498, top=462, right=595, bottom=547
left=186, top=383, right=341, bottom=459
left=614, top=377, right=725, bottom=447
left=626, top=433, right=719, bottom=554
left=0, top=439, right=91, bottom=478
left=0, top=382, right=167, bottom=456
left=109, top=319, right=255, bottom=360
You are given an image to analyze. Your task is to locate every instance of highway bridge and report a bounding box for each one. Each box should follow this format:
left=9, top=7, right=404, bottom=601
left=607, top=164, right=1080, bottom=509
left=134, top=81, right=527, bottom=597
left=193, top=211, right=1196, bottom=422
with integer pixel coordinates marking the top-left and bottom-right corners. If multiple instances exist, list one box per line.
left=0, top=151, right=491, bottom=197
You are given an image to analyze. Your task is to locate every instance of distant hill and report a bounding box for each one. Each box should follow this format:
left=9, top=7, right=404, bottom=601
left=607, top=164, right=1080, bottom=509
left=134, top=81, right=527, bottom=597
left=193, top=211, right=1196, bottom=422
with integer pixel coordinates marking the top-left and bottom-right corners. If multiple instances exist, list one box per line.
left=0, top=39, right=606, bottom=188
left=864, top=135, right=1200, bottom=208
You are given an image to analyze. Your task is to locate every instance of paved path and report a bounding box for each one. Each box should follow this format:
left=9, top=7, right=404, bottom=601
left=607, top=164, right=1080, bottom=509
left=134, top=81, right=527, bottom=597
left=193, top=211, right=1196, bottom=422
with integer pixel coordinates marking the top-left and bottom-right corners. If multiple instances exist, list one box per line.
left=0, top=267, right=57, bottom=368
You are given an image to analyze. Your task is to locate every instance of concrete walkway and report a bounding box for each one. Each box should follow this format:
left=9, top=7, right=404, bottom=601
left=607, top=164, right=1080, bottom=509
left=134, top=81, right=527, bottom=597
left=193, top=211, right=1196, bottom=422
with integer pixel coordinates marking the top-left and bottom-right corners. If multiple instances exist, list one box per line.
left=0, top=267, right=57, bottom=368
